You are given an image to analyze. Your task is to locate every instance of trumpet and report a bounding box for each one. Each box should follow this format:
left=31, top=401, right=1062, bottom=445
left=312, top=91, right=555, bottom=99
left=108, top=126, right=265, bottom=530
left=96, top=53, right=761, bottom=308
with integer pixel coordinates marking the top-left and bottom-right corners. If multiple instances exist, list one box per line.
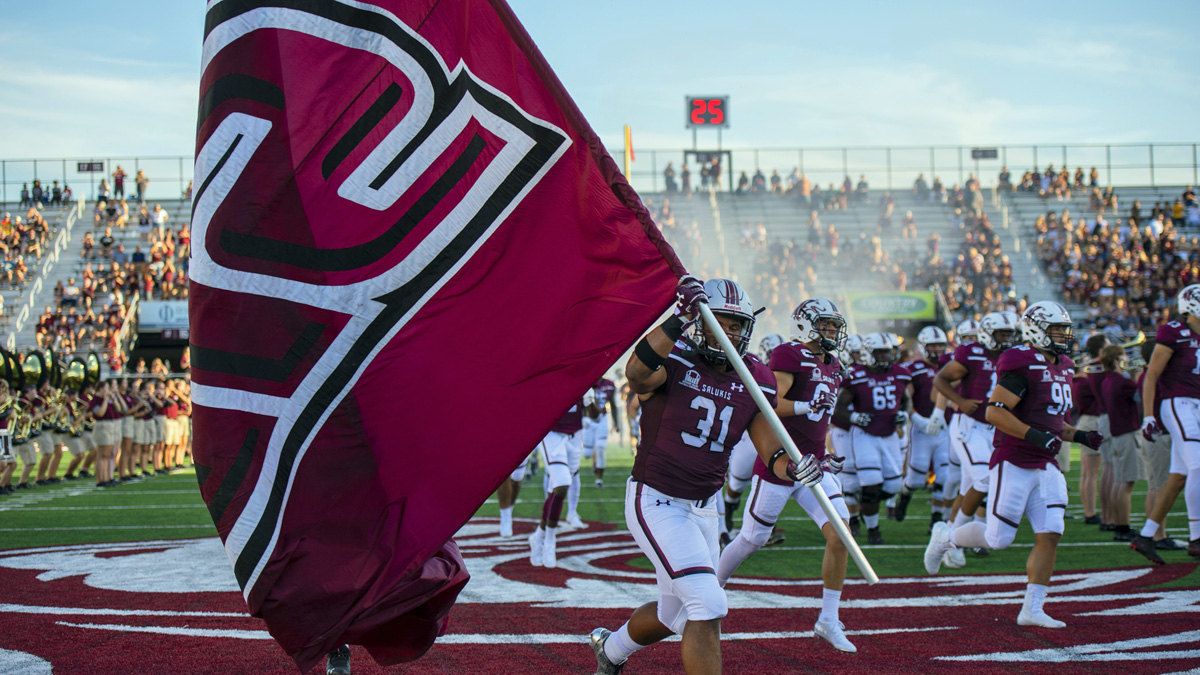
left=1080, top=332, right=1146, bottom=374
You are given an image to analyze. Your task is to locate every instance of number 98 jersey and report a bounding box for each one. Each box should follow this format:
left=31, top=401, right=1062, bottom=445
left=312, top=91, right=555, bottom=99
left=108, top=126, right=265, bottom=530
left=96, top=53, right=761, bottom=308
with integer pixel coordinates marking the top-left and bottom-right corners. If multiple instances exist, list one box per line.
left=632, top=349, right=777, bottom=500
left=991, top=346, right=1075, bottom=470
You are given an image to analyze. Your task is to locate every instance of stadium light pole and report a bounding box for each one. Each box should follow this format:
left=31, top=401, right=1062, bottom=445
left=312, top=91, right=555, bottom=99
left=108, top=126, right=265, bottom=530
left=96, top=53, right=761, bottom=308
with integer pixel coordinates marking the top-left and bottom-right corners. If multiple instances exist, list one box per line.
left=698, top=302, right=880, bottom=585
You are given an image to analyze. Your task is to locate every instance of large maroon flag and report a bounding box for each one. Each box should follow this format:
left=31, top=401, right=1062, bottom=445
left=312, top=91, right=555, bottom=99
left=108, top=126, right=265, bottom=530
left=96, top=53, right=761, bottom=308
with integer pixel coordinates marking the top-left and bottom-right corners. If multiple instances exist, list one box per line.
left=188, top=0, right=683, bottom=670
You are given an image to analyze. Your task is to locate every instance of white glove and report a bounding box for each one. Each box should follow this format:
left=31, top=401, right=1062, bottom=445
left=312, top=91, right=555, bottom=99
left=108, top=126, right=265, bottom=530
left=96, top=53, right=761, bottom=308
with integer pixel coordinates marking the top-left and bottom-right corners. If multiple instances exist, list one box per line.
left=850, top=412, right=872, bottom=427
left=582, top=388, right=596, bottom=407
left=1141, top=416, right=1163, bottom=442
left=787, top=453, right=824, bottom=487
left=793, top=400, right=812, bottom=416
left=894, top=411, right=909, bottom=428
left=925, top=413, right=947, bottom=436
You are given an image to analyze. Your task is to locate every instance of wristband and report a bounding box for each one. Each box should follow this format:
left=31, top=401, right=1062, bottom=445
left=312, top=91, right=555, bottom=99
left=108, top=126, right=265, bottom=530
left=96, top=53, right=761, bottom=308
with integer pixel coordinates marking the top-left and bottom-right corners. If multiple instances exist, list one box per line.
left=634, top=337, right=665, bottom=371
left=793, top=400, right=812, bottom=416
left=661, top=314, right=686, bottom=342
left=1024, top=427, right=1055, bottom=448
left=768, top=448, right=789, bottom=477
left=1071, top=430, right=1089, bottom=445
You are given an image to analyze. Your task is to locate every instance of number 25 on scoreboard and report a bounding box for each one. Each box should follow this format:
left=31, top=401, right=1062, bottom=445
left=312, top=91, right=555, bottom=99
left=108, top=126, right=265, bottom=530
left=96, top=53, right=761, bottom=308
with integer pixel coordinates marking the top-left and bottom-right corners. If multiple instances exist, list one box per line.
left=687, top=96, right=729, bottom=128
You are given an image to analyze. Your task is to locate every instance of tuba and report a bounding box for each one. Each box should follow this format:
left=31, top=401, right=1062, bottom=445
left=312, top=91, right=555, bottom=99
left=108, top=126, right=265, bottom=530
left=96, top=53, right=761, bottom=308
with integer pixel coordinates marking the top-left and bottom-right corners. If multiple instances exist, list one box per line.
left=1080, top=332, right=1146, bottom=374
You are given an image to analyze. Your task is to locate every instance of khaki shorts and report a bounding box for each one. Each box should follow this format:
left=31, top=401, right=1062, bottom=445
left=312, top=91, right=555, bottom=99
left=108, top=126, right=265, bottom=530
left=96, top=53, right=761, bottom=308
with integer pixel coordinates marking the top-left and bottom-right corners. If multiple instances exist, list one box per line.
left=63, top=435, right=89, bottom=456
left=155, top=416, right=167, bottom=445
left=93, top=420, right=120, bottom=447
left=39, top=431, right=63, bottom=455
left=1109, top=431, right=1141, bottom=483
left=1076, top=415, right=1107, bottom=457
left=1137, top=431, right=1172, bottom=492
left=121, top=415, right=136, bottom=440
left=135, top=419, right=153, bottom=445
left=15, top=440, right=37, bottom=466
left=165, top=418, right=182, bottom=446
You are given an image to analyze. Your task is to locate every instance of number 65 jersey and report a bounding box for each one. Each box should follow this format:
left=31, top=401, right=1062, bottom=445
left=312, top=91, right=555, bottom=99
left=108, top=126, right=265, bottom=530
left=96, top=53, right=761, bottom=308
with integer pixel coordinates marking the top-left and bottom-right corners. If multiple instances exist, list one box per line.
left=991, top=346, right=1075, bottom=470
left=633, top=348, right=777, bottom=500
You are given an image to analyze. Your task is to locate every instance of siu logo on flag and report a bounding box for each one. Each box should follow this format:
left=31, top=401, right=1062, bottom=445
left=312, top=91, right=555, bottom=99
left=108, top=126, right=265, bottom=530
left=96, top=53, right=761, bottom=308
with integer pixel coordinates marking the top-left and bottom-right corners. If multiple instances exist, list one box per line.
left=190, top=0, right=570, bottom=599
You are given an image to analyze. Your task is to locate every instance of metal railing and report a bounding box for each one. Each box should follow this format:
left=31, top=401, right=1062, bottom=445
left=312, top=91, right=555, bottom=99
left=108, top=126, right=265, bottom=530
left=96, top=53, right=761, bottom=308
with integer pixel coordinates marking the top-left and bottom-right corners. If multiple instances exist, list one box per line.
left=3, top=142, right=1197, bottom=208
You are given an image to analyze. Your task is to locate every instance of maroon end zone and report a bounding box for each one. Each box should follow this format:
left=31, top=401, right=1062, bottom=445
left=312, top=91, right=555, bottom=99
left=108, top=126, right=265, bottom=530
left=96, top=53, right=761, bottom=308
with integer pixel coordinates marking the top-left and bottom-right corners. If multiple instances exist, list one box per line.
left=0, top=521, right=1197, bottom=674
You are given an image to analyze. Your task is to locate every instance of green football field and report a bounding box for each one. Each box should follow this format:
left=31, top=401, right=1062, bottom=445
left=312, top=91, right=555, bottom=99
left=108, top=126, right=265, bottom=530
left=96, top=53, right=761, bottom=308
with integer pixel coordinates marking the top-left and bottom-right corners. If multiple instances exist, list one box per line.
left=1, top=444, right=1196, bottom=588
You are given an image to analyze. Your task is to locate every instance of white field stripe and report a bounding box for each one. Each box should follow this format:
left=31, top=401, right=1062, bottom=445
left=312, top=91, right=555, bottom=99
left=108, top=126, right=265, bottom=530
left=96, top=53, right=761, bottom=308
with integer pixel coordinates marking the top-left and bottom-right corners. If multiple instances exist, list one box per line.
left=934, top=629, right=1200, bottom=662
left=1, top=603, right=245, bottom=617
left=57, top=622, right=270, bottom=640
left=52, top=621, right=956, bottom=643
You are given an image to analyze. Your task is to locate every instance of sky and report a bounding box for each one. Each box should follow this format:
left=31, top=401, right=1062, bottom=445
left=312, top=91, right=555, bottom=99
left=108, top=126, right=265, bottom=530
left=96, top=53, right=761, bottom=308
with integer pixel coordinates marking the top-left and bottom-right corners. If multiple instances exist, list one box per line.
left=0, top=0, right=1196, bottom=161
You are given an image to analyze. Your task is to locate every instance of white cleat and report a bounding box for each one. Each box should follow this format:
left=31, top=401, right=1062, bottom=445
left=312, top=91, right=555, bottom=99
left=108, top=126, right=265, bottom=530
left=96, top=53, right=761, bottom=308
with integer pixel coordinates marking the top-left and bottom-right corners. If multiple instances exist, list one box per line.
left=814, top=619, right=857, bottom=653
left=924, top=521, right=952, bottom=575
left=543, top=536, right=557, bottom=568
left=1017, top=609, right=1066, bottom=628
left=566, top=513, right=585, bottom=529
left=529, top=528, right=545, bottom=566
left=943, top=547, right=966, bottom=569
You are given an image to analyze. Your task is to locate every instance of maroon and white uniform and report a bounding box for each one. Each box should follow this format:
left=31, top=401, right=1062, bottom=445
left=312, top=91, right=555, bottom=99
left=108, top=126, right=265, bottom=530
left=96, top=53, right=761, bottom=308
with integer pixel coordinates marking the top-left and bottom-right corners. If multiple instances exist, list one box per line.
left=950, top=342, right=1001, bottom=494
left=985, top=346, right=1073, bottom=548
left=727, top=354, right=770, bottom=495
left=626, top=347, right=776, bottom=634
left=583, top=377, right=617, bottom=468
left=540, top=399, right=586, bottom=490
left=720, top=345, right=847, bottom=564
left=842, top=363, right=911, bottom=495
left=1155, top=320, right=1200, bottom=495
left=903, top=358, right=951, bottom=492
left=1136, top=370, right=1172, bottom=492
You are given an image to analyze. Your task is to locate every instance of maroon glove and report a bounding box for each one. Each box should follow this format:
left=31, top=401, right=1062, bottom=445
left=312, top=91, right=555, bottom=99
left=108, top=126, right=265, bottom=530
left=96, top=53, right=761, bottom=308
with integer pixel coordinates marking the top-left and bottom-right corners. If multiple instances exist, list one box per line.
left=811, top=390, right=836, bottom=414
left=1141, top=416, right=1164, bottom=443
left=674, top=274, right=708, bottom=318
left=1079, top=430, right=1105, bottom=450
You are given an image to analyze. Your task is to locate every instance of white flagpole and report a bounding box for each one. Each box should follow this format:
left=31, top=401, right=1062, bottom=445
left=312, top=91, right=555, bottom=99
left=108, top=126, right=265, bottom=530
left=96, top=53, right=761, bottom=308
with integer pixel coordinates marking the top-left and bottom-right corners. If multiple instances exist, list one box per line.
left=697, top=303, right=879, bottom=585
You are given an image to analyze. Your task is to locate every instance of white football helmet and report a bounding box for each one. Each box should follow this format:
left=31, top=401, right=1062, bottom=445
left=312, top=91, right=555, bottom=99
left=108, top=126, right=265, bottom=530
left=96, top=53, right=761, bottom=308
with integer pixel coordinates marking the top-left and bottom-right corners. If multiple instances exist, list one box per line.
left=956, top=318, right=980, bottom=344
left=862, top=332, right=894, bottom=368
left=1179, top=283, right=1200, bottom=317
left=792, top=298, right=848, bottom=353
left=917, top=326, right=949, bottom=360
left=759, top=333, right=785, bottom=359
left=843, top=334, right=864, bottom=365
left=977, top=311, right=1020, bottom=351
left=1021, top=301, right=1075, bottom=355
left=696, top=278, right=756, bottom=365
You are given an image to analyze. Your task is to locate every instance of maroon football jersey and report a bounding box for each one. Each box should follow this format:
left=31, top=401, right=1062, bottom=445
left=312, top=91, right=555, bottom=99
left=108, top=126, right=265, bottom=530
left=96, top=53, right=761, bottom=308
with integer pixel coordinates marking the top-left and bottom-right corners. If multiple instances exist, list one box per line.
left=551, top=399, right=584, bottom=434
left=843, top=364, right=912, bottom=437
left=633, top=348, right=777, bottom=500
left=1099, top=371, right=1139, bottom=436
left=752, top=343, right=843, bottom=486
left=594, top=378, right=617, bottom=412
left=1156, top=320, right=1200, bottom=400
left=991, top=346, right=1075, bottom=470
left=903, top=359, right=938, bottom=418
left=951, top=342, right=1000, bottom=424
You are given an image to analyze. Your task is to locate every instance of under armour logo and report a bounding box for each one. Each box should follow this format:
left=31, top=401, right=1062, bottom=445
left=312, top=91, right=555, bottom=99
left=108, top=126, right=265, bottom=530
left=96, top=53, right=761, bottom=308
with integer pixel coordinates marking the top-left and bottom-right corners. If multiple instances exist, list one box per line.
left=655, top=499, right=671, bottom=506
left=730, top=383, right=745, bottom=392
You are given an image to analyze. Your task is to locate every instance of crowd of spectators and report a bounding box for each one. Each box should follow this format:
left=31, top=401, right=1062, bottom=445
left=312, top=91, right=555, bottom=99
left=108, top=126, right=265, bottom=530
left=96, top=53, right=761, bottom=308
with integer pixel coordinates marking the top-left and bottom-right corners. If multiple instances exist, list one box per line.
left=1035, top=185, right=1200, bottom=336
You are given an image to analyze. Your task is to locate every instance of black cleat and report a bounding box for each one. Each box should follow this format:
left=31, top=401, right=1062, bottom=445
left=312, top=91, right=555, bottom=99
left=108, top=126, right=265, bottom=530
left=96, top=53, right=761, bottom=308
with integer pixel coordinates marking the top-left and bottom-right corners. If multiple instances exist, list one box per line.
left=886, top=506, right=896, bottom=520
left=1113, top=529, right=1136, bottom=542
left=894, top=492, right=912, bottom=522
left=971, top=547, right=989, bottom=557
left=63, top=473, right=79, bottom=481
left=326, top=644, right=350, bottom=675
left=1083, top=514, right=1101, bottom=525
left=1156, top=538, right=1186, bottom=551
left=724, top=500, right=738, bottom=533
left=867, top=527, right=884, bottom=545
left=719, top=532, right=731, bottom=549
left=849, top=516, right=860, bottom=538
left=928, top=511, right=943, bottom=535
left=764, top=530, right=786, bottom=547
left=1190, top=539, right=1200, bottom=558
left=1130, top=535, right=1166, bottom=565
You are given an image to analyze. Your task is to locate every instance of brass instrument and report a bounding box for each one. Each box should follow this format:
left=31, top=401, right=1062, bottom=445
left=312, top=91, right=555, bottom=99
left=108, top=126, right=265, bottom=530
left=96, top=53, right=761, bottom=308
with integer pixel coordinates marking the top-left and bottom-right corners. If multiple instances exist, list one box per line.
left=1080, top=332, right=1146, bottom=374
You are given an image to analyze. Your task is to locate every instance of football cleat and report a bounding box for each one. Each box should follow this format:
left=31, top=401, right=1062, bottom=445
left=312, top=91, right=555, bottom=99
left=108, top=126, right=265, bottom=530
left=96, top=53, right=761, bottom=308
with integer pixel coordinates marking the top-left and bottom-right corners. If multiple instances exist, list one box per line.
left=765, top=529, right=786, bottom=547
left=813, top=619, right=857, bottom=654
left=1112, top=529, right=1136, bottom=542
left=1155, top=538, right=1186, bottom=551
left=1017, top=609, right=1066, bottom=629
left=566, top=513, right=585, bottom=530
left=894, top=491, right=911, bottom=522
left=529, top=528, right=545, bottom=567
left=972, top=547, right=990, bottom=557
left=849, top=516, right=860, bottom=538
left=1190, top=539, right=1200, bottom=558
left=1083, top=514, right=1101, bottom=525
left=543, top=535, right=558, bottom=568
left=589, top=628, right=625, bottom=675
left=1130, top=535, right=1166, bottom=565
left=886, top=506, right=896, bottom=521
left=719, top=531, right=732, bottom=549
left=924, top=521, right=952, bottom=574
left=595, top=479, right=604, bottom=489
left=942, top=548, right=966, bottom=569
left=866, top=527, right=884, bottom=545
left=928, top=511, right=943, bottom=535
left=326, top=644, right=350, bottom=675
